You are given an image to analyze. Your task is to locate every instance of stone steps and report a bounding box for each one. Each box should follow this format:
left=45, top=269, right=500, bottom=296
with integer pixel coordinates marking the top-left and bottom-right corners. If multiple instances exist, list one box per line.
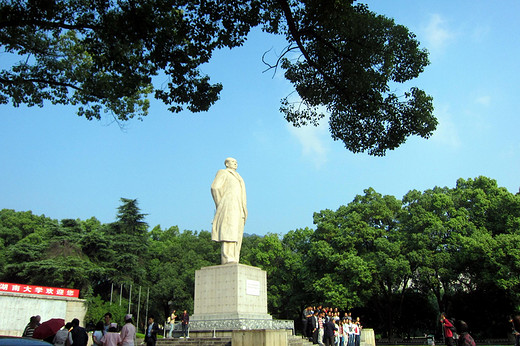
left=287, top=335, right=315, bottom=346
left=156, top=334, right=313, bottom=345
left=157, top=331, right=376, bottom=346
left=157, top=337, right=231, bottom=346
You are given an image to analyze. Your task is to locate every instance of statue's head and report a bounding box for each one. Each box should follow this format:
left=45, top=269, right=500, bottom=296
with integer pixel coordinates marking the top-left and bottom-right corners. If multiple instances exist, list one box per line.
left=224, top=157, right=238, bottom=170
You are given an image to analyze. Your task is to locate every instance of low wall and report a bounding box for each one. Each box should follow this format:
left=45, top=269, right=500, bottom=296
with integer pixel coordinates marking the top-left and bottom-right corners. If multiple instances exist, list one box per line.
left=0, top=291, right=87, bottom=336
left=231, top=329, right=293, bottom=346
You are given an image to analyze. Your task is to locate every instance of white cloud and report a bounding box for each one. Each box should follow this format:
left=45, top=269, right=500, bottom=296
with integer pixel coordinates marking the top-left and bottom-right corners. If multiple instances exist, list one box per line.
left=430, top=106, right=460, bottom=148
left=471, top=25, right=490, bottom=43
left=422, top=14, right=455, bottom=55
left=287, top=118, right=329, bottom=168
left=475, top=95, right=491, bottom=106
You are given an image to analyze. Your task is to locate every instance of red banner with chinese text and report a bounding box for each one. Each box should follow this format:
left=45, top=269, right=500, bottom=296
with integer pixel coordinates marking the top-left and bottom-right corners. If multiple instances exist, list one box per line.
left=0, top=282, right=79, bottom=298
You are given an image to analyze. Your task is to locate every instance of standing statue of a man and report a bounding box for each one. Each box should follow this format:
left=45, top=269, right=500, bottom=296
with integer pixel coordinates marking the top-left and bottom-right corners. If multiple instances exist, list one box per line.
left=211, top=157, right=247, bottom=264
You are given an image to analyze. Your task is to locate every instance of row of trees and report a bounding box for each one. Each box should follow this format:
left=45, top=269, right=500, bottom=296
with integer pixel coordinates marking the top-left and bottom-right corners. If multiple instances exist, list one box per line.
left=1, top=176, right=519, bottom=340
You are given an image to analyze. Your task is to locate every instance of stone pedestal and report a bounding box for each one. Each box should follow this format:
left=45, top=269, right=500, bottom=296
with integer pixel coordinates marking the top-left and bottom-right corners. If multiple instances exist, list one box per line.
left=232, top=329, right=291, bottom=346
left=360, top=328, right=376, bottom=346
left=190, top=263, right=292, bottom=331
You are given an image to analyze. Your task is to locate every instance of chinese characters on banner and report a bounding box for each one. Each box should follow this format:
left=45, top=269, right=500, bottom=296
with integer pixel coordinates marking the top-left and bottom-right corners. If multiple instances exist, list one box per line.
left=0, top=282, right=79, bottom=298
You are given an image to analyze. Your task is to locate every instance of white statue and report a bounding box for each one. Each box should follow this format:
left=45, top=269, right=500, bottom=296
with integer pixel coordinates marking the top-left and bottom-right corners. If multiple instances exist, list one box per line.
left=211, top=157, right=247, bottom=264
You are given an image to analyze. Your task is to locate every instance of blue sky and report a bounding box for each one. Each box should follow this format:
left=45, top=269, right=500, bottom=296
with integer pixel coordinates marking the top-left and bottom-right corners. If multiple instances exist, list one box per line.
left=1, top=1, right=519, bottom=236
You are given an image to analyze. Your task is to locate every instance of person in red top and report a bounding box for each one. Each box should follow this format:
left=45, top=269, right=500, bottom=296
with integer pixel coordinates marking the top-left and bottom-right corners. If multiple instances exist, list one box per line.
left=440, top=313, right=455, bottom=346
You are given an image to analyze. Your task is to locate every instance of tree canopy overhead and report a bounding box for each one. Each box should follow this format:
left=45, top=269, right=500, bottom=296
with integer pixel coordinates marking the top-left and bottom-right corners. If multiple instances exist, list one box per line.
left=0, top=0, right=435, bottom=155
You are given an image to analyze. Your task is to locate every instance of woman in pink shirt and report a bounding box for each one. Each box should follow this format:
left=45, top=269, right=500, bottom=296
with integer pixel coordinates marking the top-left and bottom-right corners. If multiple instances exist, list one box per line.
left=119, top=315, right=136, bottom=346
left=100, top=324, right=120, bottom=346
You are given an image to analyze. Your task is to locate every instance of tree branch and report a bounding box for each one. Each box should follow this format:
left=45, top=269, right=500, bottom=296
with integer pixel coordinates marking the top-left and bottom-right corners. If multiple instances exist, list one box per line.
left=261, top=44, right=298, bottom=75
left=0, top=19, right=99, bottom=31
left=275, top=0, right=348, bottom=94
left=0, top=76, right=102, bottom=98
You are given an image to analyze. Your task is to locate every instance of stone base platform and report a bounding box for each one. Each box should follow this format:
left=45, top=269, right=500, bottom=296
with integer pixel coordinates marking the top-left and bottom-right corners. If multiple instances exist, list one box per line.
left=191, top=263, right=295, bottom=332
left=191, top=263, right=270, bottom=321
left=157, top=329, right=313, bottom=346
left=187, top=263, right=296, bottom=344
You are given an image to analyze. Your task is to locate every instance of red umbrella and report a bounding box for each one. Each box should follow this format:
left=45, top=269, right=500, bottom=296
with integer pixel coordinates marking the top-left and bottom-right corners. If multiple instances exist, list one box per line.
left=32, top=318, right=65, bottom=340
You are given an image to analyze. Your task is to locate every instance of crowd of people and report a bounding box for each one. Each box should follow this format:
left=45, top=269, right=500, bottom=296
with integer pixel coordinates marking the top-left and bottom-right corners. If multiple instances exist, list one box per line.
left=21, top=312, right=137, bottom=346
left=93, top=313, right=137, bottom=346
left=22, top=316, right=90, bottom=346
left=301, top=306, right=362, bottom=346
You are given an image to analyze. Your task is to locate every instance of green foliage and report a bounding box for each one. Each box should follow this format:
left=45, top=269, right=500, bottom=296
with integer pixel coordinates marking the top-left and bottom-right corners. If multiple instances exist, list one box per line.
left=0, top=209, right=58, bottom=245
left=105, top=198, right=150, bottom=285
left=0, top=0, right=434, bottom=156
left=276, top=1, right=435, bottom=155
left=310, top=188, right=412, bottom=339
left=115, top=198, right=148, bottom=237
left=143, top=228, right=220, bottom=319
left=1, top=177, right=519, bottom=338
left=84, top=294, right=129, bottom=327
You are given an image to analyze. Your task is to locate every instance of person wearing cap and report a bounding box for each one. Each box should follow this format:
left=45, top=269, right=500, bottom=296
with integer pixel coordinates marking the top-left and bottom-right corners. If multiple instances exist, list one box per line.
left=120, top=314, right=136, bottom=346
